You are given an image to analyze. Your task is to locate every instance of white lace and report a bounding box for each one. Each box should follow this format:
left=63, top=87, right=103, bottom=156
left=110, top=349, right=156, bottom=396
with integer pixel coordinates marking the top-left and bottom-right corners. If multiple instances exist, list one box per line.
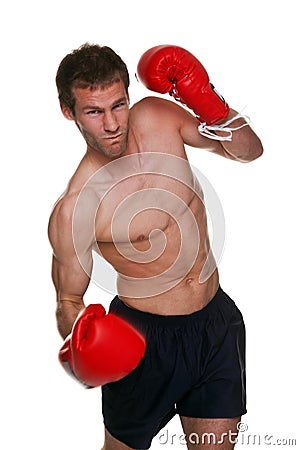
left=198, top=113, right=251, bottom=141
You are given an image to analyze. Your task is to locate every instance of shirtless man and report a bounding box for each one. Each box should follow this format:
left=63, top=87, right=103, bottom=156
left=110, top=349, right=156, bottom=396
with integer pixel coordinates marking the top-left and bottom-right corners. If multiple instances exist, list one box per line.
left=48, top=44, right=263, bottom=449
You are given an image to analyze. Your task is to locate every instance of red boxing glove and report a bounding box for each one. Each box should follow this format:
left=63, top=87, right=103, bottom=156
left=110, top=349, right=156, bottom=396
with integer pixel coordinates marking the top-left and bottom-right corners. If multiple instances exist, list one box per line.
left=59, top=304, right=146, bottom=387
left=137, top=45, right=230, bottom=126
left=59, top=336, right=92, bottom=388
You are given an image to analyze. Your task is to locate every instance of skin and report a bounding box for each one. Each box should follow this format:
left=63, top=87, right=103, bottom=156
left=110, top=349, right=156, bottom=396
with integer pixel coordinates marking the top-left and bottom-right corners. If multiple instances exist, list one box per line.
left=48, top=79, right=263, bottom=450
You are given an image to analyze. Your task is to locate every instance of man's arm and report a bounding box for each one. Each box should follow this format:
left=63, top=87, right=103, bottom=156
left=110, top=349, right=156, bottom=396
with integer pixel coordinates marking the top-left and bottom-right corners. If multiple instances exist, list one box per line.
left=49, top=194, right=147, bottom=388
left=137, top=44, right=263, bottom=163
left=180, top=106, right=263, bottom=162
left=48, top=194, right=93, bottom=339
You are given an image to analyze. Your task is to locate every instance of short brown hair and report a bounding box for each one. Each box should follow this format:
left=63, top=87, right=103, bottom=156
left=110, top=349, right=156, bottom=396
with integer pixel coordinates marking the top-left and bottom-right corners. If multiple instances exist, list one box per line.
left=56, top=43, right=130, bottom=114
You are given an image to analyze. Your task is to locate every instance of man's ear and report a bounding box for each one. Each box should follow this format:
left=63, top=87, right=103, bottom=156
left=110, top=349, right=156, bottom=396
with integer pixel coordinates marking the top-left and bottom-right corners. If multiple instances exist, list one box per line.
left=60, top=103, right=75, bottom=121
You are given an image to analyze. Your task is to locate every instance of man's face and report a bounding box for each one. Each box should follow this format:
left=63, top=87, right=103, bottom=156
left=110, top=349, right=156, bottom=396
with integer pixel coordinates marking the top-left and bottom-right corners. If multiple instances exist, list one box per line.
left=63, top=80, right=130, bottom=158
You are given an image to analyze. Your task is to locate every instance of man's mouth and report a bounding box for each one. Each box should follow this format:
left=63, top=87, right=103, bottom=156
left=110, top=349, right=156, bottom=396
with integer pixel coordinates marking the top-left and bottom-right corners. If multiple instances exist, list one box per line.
left=105, top=133, right=122, bottom=140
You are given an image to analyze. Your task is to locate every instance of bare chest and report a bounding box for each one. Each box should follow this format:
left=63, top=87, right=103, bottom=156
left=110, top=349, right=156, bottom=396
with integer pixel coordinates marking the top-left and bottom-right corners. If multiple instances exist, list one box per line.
left=94, top=155, right=200, bottom=244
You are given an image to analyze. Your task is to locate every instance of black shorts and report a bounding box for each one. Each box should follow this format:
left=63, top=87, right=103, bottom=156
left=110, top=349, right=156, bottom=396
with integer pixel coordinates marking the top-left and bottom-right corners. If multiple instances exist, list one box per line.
left=102, top=286, right=246, bottom=449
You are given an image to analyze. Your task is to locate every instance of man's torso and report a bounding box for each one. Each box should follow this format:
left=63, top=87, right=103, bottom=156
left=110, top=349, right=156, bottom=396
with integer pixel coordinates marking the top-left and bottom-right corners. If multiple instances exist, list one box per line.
left=66, top=98, right=219, bottom=314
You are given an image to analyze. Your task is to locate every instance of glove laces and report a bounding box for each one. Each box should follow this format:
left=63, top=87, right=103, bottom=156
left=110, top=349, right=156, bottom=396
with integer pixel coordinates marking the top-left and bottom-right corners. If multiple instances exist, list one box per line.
left=198, top=113, right=251, bottom=141
left=170, top=83, right=251, bottom=142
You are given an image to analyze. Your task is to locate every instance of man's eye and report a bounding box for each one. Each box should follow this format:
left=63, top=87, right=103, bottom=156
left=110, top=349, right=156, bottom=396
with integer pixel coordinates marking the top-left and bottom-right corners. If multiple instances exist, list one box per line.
left=113, top=102, right=125, bottom=109
left=87, top=110, right=101, bottom=115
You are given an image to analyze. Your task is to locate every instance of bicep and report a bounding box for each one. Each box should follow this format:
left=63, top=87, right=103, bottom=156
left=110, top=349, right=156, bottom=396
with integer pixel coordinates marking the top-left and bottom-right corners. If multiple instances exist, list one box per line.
left=49, top=197, right=93, bottom=303
left=51, top=252, right=92, bottom=302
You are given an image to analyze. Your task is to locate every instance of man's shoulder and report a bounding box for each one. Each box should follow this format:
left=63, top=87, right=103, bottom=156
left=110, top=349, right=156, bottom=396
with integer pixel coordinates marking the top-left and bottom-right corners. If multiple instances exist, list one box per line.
left=131, top=95, right=177, bottom=109
left=51, top=191, right=77, bottom=219
left=48, top=185, right=99, bottom=253
left=49, top=185, right=96, bottom=223
left=131, top=95, right=185, bottom=120
left=48, top=191, right=78, bottom=243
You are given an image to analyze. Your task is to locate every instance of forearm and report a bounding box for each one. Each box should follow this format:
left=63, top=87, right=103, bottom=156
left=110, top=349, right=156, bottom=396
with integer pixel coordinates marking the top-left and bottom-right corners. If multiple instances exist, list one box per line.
left=216, top=109, right=264, bottom=162
left=56, top=298, right=85, bottom=339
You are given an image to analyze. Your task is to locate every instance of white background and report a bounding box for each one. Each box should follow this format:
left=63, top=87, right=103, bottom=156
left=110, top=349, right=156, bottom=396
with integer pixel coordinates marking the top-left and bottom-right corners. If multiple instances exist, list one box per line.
left=1, top=0, right=299, bottom=448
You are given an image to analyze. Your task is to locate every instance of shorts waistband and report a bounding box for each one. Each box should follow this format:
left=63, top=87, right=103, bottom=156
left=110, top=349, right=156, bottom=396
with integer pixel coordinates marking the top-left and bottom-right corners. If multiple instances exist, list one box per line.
left=109, top=286, right=232, bottom=328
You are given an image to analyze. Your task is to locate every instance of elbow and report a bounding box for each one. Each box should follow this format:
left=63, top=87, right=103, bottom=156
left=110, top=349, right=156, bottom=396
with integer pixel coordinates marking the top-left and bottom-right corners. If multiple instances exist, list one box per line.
left=244, top=143, right=264, bottom=163
left=238, top=136, right=264, bottom=163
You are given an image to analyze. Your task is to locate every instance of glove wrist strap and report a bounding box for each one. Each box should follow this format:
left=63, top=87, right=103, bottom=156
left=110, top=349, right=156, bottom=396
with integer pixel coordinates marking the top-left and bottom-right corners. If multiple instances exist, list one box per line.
left=198, top=113, right=251, bottom=141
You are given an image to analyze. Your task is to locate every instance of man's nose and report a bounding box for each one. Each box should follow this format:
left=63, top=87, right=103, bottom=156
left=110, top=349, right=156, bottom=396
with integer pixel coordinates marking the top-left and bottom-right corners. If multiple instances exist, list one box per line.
left=103, top=111, right=119, bottom=132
